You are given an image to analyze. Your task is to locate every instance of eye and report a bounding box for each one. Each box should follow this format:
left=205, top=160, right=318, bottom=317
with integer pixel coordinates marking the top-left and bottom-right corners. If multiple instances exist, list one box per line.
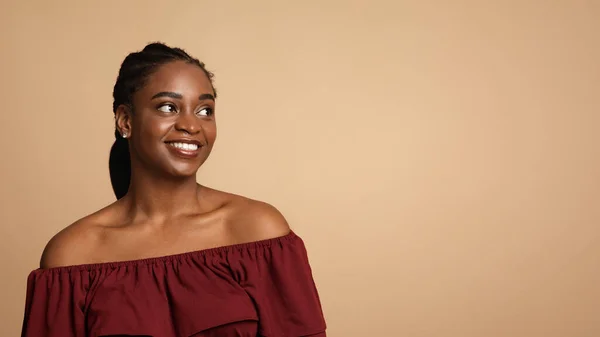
left=157, top=103, right=177, bottom=113
left=196, top=107, right=214, bottom=117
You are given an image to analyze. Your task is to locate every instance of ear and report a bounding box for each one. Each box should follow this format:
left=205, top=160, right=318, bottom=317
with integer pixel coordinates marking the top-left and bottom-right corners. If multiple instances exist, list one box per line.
left=115, top=105, right=133, bottom=137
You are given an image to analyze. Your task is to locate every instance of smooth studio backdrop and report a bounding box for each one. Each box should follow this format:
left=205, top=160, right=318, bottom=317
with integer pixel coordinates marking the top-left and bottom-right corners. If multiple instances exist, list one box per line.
left=1, top=1, right=599, bottom=336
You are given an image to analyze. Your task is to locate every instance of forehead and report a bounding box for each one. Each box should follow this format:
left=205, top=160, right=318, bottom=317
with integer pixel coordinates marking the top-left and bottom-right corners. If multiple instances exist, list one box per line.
left=140, top=60, right=214, bottom=97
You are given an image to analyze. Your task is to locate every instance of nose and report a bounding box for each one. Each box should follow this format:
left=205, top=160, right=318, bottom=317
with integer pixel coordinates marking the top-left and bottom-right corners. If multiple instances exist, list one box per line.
left=174, top=111, right=201, bottom=135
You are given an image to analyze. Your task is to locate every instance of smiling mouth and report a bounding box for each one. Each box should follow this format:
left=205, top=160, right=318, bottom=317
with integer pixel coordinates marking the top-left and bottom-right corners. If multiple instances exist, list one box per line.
left=166, top=142, right=200, bottom=151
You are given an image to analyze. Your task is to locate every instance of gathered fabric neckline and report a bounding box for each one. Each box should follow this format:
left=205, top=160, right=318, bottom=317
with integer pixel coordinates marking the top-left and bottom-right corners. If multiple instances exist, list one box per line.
left=32, top=230, right=297, bottom=273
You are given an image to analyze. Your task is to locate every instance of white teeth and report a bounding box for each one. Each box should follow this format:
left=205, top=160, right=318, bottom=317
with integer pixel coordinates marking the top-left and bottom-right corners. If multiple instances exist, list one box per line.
left=169, top=142, right=199, bottom=151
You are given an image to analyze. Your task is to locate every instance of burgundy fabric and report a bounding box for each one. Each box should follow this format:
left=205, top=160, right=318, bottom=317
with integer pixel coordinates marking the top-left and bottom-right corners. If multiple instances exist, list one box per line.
left=21, top=231, right=326, bottom=337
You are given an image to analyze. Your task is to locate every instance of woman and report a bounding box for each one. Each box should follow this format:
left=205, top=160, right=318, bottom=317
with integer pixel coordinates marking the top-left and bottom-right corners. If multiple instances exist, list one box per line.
left=21, top=43, right=327, bottom=337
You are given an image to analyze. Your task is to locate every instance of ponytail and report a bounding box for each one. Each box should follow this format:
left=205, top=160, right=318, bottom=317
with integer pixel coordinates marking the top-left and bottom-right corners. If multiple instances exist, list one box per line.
left=109, top=129, right=131, bottom=199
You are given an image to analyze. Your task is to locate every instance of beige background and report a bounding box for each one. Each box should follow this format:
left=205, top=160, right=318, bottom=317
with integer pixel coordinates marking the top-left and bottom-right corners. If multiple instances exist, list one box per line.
left=1, top=1, right=599, bottom=336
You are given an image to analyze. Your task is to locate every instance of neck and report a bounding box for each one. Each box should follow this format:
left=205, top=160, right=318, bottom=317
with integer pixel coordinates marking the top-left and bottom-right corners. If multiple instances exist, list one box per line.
left=122, top=168, right=202, bottom=223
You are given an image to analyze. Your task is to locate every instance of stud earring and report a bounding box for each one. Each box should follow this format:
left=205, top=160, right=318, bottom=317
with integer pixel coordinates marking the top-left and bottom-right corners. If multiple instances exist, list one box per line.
left=122, top=132, right=128, bottom=138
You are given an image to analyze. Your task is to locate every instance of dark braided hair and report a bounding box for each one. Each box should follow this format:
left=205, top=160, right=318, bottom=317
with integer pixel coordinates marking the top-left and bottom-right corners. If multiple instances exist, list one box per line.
left=109, top=42, right=216, bottom=199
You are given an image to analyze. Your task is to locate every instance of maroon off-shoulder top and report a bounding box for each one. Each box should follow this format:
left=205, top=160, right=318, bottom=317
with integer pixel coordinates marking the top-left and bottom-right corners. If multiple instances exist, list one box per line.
left=21, top=231, right=326, bottom=337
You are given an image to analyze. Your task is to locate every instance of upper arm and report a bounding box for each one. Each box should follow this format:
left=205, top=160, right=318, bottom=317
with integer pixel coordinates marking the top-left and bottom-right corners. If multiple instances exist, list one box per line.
left=40, top=220, right=96, bottom=269
left=250, top=200, right=291, bottom=238
left=232, top=201, right=327, bottom=336
left=230, top=199, right=291, bottom=243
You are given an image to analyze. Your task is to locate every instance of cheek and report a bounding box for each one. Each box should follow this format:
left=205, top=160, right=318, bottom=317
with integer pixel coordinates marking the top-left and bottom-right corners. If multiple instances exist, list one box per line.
left=138, top=116, right=172, bottom=139
left=204, top=122, right=217, bottom=142
left=133, top=117, right=173, bottom=161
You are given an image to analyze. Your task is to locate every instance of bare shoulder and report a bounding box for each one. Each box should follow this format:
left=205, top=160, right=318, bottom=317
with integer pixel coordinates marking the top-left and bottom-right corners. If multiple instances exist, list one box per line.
left=40, top=206, right=114, bottom=269
left=214, top=189, right=291, bottom=243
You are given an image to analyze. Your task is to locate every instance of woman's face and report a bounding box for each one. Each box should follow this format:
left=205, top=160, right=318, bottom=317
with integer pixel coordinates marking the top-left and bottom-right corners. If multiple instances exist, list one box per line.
left=118, top=60, right=217, bottom=179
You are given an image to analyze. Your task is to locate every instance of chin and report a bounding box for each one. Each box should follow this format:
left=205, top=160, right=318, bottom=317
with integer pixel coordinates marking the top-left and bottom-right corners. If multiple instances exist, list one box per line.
left=168, top=165, right=201, bottom=178
left=159, top=152, right=210, bottom=179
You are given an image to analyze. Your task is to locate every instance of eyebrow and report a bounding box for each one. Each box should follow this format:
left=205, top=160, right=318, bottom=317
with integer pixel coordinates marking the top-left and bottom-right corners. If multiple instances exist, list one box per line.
left=151, top=91, right=215, bottom=101
left=152, top=91, right=182, bottom=100
left=199, top=93, right=215, bottom=101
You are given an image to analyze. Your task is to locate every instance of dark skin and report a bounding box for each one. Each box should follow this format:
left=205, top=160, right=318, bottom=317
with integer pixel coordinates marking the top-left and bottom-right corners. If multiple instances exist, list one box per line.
left=41, top=61, right=290, bottom=267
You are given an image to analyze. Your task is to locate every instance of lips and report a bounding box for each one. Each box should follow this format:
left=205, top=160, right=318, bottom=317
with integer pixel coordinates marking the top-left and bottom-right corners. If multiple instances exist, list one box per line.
left=165, top=140, right=202, bottom=159
left=167, top=142, right=199, bottom=151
